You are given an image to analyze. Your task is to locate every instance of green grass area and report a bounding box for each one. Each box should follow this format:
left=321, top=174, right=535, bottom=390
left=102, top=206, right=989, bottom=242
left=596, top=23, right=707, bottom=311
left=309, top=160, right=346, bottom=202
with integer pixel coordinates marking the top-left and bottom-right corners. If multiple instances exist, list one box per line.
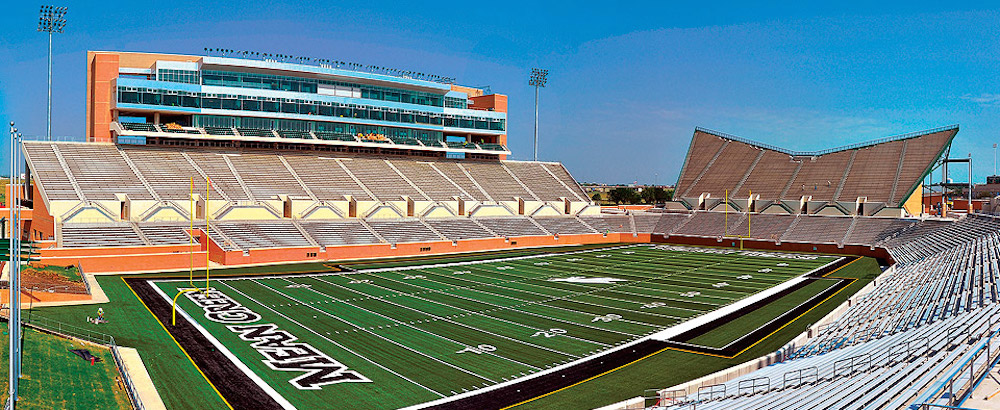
left=156, top=244, right=835, bottom=409
left=514, top=257, right=881, bottom=410
left=684, top=278, right=840, bottom=348
left=0, top=324, right=129, bottom=409
left=32, top=277, right=229, bottom=410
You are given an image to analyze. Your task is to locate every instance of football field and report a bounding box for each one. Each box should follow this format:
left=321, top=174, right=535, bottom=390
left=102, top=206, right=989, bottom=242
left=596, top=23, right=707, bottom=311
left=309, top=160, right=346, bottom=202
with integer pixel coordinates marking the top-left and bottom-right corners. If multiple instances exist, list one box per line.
left=150, top=244, right=840, bottom=409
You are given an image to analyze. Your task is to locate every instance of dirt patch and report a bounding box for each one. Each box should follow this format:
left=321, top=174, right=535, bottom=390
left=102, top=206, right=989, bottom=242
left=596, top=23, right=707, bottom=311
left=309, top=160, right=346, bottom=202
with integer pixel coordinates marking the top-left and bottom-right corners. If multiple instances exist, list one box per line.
left=22, top=265, right=87, bottom=294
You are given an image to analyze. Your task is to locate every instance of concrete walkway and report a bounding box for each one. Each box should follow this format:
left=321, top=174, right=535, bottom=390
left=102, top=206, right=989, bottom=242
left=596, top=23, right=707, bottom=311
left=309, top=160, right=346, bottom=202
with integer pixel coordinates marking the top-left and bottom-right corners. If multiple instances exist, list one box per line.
left=117, top=347, right=167, bottom=410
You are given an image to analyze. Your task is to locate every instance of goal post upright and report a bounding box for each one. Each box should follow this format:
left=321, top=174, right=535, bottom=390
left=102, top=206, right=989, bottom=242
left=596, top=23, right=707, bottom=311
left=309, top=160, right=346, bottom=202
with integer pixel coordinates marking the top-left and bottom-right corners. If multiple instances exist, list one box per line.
left=173, top=176, right=212, bottom=326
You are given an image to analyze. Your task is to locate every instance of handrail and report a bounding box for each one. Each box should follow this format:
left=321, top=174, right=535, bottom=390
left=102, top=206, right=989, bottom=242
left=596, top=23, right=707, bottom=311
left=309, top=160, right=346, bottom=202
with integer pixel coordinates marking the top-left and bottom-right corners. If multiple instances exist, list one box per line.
left=695, top=124, right=959, bottom=157
left=110, top=345, right=146, bottom=410
left=11, top=313, right=146, bottom=410
left=910, top=327, right=1000, bottom=409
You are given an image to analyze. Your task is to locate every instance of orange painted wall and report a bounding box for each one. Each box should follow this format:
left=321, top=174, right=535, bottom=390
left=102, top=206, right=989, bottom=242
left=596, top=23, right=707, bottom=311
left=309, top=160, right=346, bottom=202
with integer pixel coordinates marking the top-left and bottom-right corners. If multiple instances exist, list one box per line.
left=86, top=52, right=120, bottom=143
left=28, top=184, right=54, bottom=241
left=39, top=232, right=632, bottom=274
left=35, top=228, right=893, bottom=274
left=469, top=94, right=508, bottom=113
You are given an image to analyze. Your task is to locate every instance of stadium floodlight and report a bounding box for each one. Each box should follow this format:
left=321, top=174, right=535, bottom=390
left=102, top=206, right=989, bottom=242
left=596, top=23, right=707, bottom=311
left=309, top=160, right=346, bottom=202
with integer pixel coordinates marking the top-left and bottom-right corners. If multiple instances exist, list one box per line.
left=38, top=5, right=67, bottom=142
left=528, top=68, right=549, bottom=161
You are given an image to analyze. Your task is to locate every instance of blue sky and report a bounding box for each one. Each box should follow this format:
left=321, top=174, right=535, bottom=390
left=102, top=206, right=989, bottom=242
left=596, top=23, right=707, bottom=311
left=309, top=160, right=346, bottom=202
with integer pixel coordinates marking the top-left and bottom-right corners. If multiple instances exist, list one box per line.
left=1, top=1, right=998, bottom=184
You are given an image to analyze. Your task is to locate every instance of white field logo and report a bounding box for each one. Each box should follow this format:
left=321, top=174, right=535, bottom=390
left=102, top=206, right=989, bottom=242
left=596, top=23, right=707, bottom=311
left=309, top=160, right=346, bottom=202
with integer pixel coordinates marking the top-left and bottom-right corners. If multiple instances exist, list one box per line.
left=183, top=288, right=370, bottom=389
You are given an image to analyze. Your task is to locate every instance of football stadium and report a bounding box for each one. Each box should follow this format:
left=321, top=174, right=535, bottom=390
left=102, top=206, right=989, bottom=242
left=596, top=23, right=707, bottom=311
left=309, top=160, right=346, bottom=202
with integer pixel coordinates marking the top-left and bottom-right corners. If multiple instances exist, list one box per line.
left=3, top=13, right=1000, bottom=410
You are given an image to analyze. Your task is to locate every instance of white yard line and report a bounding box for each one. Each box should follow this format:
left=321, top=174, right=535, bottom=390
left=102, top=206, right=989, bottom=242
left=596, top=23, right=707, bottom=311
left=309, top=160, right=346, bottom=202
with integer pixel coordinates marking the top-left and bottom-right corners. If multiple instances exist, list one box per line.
left=294, top=276, right=581, bottom=358
left=153, top=245, right=844, bottom=410
left=148, top=283, right=298, bottom=410
left=245, top=279, right=506, bottom=382
left=262, top=277, right=543, bottom=373
left=311, top=275, right=612, bottom=348
left=356, top=272, right=644, bottom=337
left=212, top=281, right=448, bottom=398
left=401, top=254, right=846, bottom=410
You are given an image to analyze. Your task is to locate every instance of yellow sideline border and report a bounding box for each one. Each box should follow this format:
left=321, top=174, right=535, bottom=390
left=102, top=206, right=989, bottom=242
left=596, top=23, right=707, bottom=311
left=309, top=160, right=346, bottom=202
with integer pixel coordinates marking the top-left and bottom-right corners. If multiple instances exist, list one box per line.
left=502, top=257, right=863, bottom=409
left=124, top=277, right=234, bottom=410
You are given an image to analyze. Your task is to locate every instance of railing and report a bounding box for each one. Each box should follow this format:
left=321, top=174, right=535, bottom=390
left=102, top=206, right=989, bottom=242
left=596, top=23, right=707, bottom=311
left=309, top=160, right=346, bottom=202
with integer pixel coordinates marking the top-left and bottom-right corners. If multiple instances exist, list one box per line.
left=695, top=124, right=959, bottom=157
left=20, top=135, right=87, bottom=142
left=911, top=328, right=1000, bottom=409
left=76, top=260, right=92, bottom=296
left=10, top=313, right=147, bottom=410
left=110, top=345, right=146, bottom=410
left=22, top=313, right=115, bottom=346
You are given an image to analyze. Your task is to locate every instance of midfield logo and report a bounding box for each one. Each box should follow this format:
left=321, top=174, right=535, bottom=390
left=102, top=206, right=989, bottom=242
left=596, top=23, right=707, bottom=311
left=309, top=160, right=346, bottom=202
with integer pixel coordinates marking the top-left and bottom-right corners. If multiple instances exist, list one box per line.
left=183, top=288, right=370, bottom=389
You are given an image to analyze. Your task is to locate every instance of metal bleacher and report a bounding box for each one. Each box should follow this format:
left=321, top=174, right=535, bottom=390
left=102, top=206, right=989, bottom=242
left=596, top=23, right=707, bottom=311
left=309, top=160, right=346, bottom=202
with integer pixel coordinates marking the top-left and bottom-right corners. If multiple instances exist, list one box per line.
left=657, top=214, right=1000, bottom=410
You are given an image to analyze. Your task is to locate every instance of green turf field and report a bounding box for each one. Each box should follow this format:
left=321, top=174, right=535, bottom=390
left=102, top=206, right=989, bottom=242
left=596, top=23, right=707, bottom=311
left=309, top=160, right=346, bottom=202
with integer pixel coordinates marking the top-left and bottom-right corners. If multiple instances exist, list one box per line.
left=154, top=243, right=840, bottom=409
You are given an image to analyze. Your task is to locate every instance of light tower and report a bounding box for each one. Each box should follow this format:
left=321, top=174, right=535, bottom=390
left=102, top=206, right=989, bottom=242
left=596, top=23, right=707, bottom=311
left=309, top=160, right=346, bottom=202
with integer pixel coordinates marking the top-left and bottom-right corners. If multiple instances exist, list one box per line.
left=38, top=5, right=68, bottom=141
left=528, top=68, right=549, bottom=161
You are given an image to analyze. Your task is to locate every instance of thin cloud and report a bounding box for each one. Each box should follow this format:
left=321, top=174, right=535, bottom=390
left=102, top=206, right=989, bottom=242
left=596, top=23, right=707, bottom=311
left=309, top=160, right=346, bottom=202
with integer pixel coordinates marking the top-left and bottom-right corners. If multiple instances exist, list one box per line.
left=960, top=93, right=1000, bottom=106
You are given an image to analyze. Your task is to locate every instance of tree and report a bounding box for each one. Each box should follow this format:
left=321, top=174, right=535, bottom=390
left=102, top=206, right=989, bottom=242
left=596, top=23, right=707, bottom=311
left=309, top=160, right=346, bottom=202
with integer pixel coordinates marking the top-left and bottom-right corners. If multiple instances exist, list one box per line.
left=608, top=187, right=638, bottom=204
left=591, top=192, right=602, bottom=202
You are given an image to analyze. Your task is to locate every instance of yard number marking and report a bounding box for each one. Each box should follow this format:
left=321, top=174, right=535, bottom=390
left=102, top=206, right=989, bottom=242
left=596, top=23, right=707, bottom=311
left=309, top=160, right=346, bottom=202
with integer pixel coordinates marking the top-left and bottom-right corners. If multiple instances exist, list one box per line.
left=592, top=314, right=623, bottom=323
left=531, top=328, right=567, bottom=338
left=456, top=344, right=497, bottom=355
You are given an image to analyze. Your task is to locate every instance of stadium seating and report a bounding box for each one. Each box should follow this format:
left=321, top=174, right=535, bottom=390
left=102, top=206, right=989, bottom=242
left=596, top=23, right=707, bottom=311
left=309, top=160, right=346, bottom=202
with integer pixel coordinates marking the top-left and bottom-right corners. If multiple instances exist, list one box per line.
left=210, top=221, right=313, bottom=250
left=580, top=215, right=632, bottom=233
left=461, top=162, right=535, bottom=202
left=23, top=143, right=80, bottom=201
left=23, top=142, right=587, bottom=206
left=781, top=215, right=854, bottom=244
left=674, top=127, right=958, bottom=207
left=136, top=223, right=194, bottom=246
left=297, top=220, right=382, bottom=246
left=55, top=144, right=153, bottom=201
left=671, top=212, right=744, bottom=238
left=631, top=213, right=663, bottom=233
left=842, top=217, right=914, bottom=246
left=339, top=158, right=426, bottom=201
left=729, top=213, right=796, bottom=241
left=533, top=217, right=597, bottom=235
left=474, top=217, right=548, bottom=237
left=650, top=213, right=693, bottom=235
left=424, top=218, right=496, bottom=240
left=120, top=122, right=159, bottom=132
left=366, top=220, right=443, bottom=244
left=658, top=214, right=1000, bottom=410
left=61, top=223, right=146, bottom=248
